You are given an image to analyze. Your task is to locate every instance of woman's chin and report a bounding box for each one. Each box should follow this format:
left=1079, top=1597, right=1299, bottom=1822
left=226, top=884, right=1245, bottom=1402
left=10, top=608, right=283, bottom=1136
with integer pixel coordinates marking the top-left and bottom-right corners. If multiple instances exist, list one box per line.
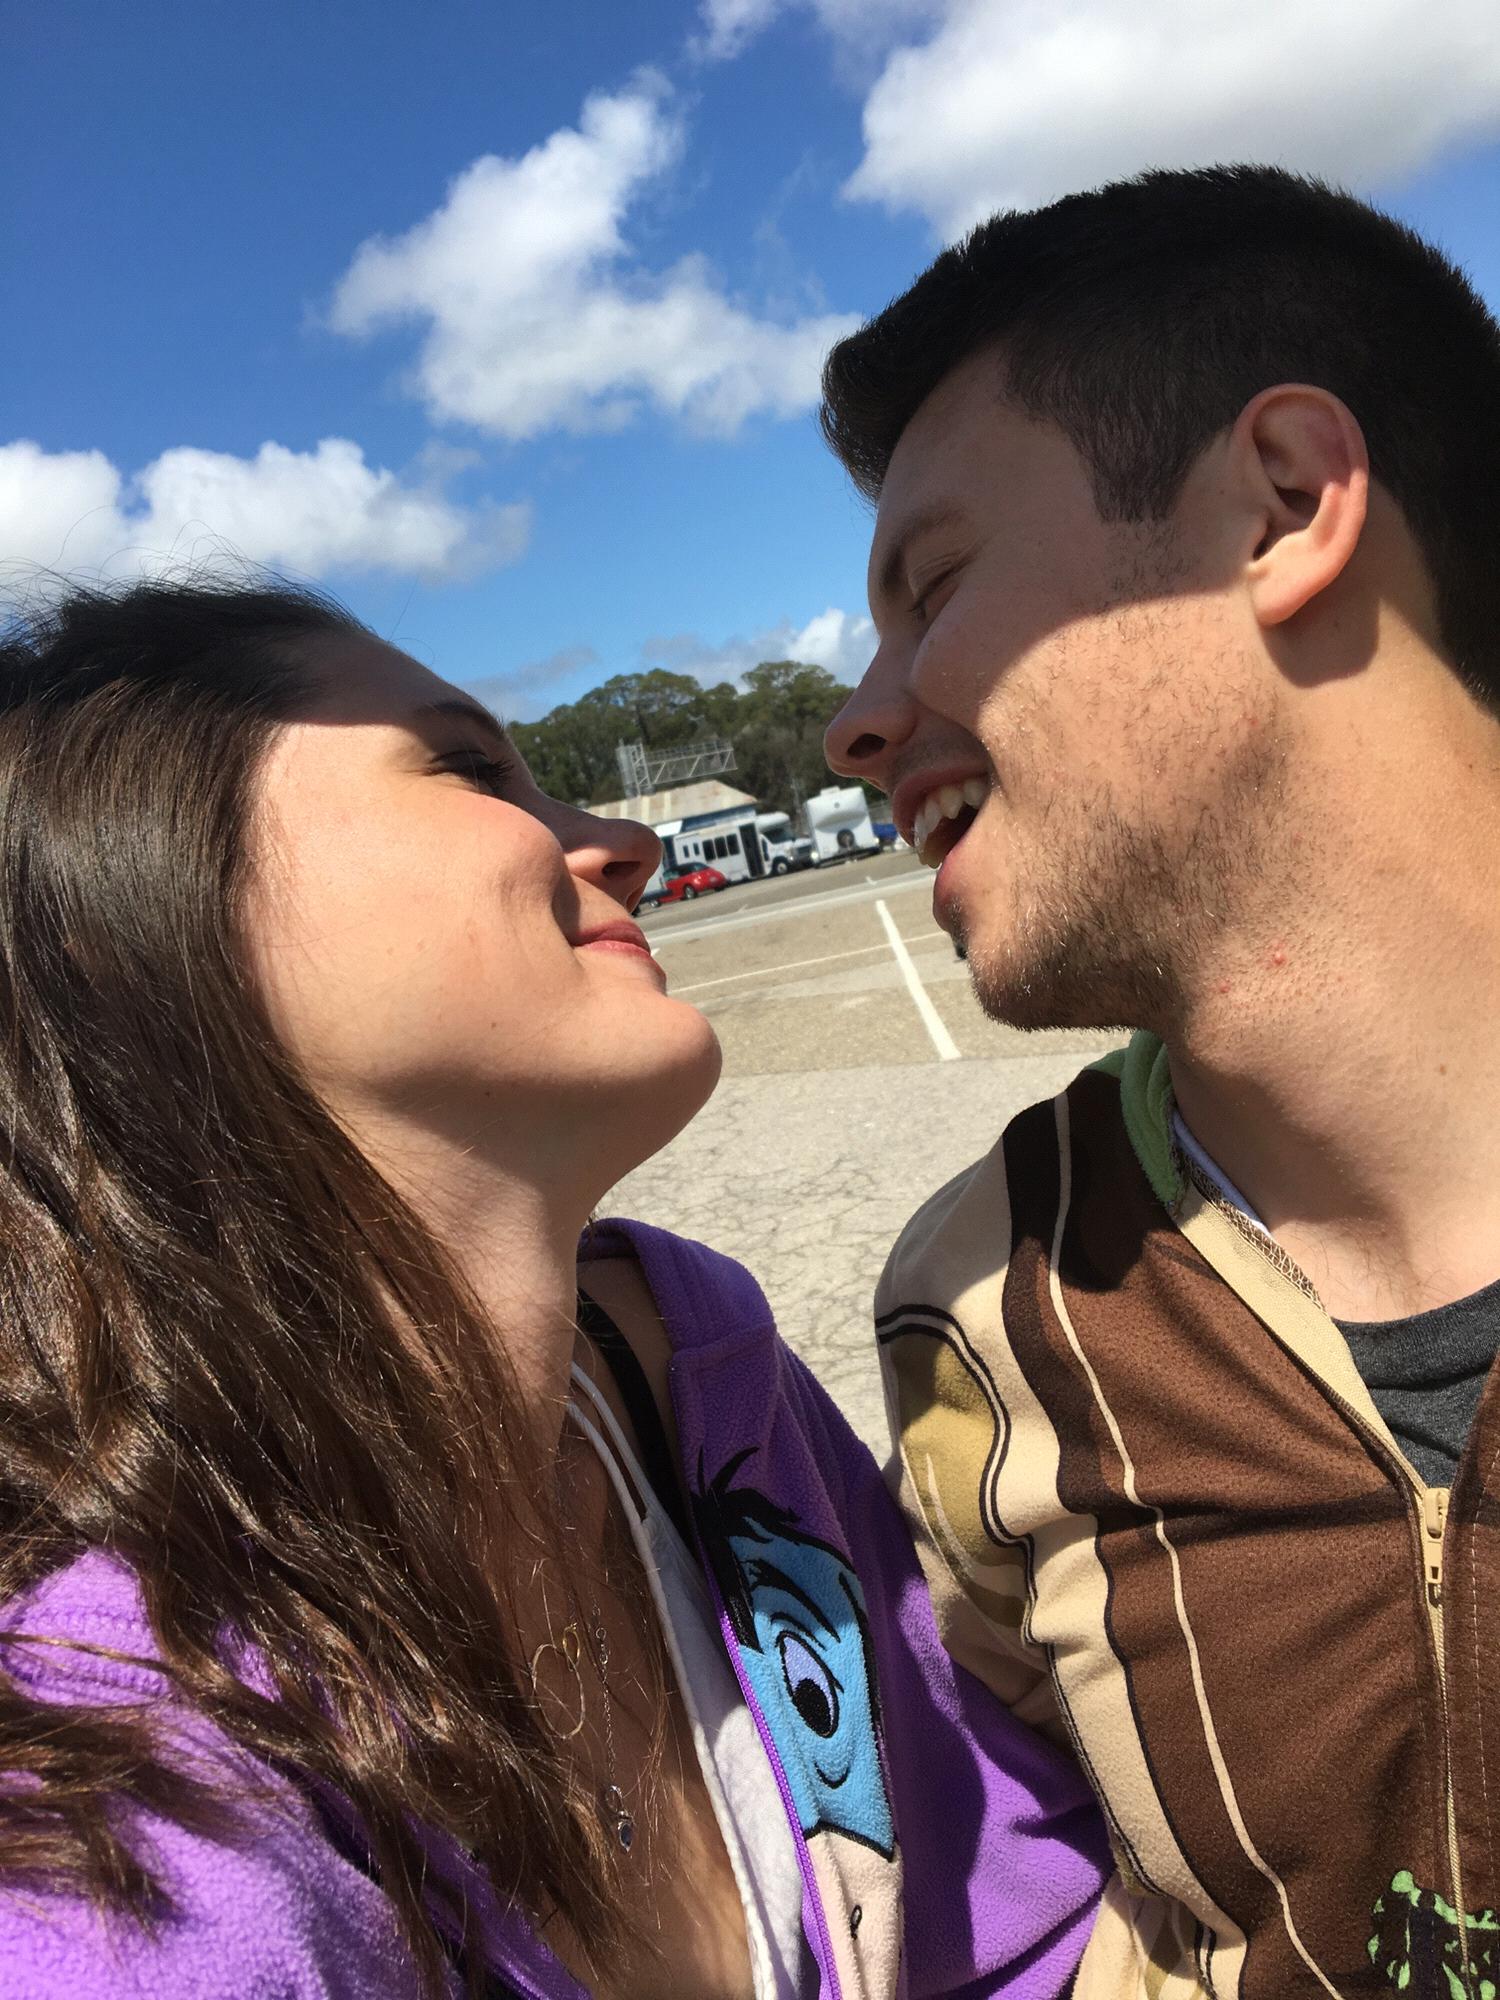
left=650, top=1008, right=724, bottom=1129
left=610, top=1008, right=723, bottom=1172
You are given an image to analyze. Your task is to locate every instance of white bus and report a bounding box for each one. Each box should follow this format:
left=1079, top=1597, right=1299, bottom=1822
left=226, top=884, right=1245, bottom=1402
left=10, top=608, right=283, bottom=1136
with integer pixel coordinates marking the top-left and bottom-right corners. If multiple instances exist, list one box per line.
left=659, top=814, right=756, bottom=884
left=755, top=811, right=815, bottom=875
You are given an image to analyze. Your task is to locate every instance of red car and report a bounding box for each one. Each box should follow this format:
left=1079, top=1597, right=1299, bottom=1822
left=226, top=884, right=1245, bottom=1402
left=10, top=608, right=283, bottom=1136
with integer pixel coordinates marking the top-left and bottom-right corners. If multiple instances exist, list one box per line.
left=654, top=863, right=728, bottom=905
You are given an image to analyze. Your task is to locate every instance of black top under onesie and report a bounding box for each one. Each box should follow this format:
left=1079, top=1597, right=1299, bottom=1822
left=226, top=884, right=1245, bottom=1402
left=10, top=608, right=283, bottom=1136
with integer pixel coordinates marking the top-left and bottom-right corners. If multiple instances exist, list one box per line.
left=1337, top=1276, right=1500, bottom=1487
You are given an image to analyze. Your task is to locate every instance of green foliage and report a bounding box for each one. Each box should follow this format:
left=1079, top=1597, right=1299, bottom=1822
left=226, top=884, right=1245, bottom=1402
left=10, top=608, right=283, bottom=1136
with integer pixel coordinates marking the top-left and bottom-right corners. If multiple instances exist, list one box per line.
left=731, top=660, right=852, bottom=817
left=509, top=660, right=855, bottom=816
left=509, top=668, right=708, bottom=805
left=1368, top=1870, right=1498, bottom=1998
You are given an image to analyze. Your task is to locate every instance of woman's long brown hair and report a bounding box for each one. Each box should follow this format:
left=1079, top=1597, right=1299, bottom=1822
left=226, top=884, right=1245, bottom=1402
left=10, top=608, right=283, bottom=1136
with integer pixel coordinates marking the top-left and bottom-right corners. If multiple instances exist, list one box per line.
left=0, top=579, right=625, bottom=1991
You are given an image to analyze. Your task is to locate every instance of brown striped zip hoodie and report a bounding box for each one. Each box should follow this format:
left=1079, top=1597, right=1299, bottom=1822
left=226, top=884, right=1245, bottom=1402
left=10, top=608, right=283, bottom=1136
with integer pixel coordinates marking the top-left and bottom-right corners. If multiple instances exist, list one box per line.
left=876, top=1031, right=1499, bottom=2000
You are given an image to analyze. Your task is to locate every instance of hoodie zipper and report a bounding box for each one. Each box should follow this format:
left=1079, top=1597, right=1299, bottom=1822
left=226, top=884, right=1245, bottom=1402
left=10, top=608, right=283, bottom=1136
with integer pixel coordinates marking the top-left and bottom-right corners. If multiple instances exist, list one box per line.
left=1178, top=1168, right=1474, bottom=1987
left=1282, top=1379, right=1470, bottom=1990
left=1418, top=1484, right=1472, bottom=1994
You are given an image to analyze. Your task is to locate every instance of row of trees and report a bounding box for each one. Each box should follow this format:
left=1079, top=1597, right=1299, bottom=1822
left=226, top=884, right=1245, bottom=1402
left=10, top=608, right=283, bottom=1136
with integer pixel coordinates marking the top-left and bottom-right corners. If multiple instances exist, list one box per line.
left=509, top=659, right=855, bottom=818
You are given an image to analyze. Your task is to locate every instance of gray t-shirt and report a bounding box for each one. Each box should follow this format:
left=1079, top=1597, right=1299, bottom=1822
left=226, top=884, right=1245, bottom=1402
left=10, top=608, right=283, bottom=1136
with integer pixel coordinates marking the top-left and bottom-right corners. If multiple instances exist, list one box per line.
left=1172, top=1112, right=1498, bottom=1487
left=1336, top=1280, right=1500, bottom=1488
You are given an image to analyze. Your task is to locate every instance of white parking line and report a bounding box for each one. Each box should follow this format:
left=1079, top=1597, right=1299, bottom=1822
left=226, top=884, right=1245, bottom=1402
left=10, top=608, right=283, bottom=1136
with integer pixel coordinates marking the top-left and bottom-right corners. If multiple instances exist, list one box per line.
left=646, top=868, right=930, bottom=948
left=876, top=898, right=961, bottom=1062
left=673, top=940, right=891, bottom=995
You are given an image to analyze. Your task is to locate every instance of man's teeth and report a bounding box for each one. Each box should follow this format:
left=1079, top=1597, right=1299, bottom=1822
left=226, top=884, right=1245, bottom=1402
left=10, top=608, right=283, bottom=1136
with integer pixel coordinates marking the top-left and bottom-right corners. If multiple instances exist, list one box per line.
left=913, top=778, right=987, bottom=867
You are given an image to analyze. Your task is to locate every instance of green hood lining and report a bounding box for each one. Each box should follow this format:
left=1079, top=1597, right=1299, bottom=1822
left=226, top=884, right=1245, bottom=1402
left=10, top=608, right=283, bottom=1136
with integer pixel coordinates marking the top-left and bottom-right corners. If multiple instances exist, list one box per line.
left=1089, top=1031, right=1182, bottom=1209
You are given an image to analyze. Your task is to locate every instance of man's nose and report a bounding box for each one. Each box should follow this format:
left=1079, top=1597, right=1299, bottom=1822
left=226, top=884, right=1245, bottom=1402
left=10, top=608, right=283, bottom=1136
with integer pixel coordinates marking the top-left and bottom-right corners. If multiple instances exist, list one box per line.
left=823, top=651, right=916, bottom=789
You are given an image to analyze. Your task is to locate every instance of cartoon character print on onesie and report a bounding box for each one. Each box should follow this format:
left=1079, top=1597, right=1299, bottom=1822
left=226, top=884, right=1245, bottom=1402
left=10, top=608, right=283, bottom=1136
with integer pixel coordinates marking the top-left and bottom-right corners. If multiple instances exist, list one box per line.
left=693, top=1450, right=901, bottom=2000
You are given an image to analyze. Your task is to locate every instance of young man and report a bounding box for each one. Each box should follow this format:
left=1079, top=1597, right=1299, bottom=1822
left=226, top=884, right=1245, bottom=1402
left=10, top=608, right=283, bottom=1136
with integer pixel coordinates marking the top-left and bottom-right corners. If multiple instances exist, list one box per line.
left=821, top=167, right=1500, bottom=1999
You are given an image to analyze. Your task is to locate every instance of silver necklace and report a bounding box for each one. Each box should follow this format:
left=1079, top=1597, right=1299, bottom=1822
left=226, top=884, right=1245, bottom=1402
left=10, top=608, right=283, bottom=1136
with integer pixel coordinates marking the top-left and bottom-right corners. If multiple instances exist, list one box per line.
left=528, top=1609, right=637, bottom=1855
left=590, top=1608, right=636, bottom=1854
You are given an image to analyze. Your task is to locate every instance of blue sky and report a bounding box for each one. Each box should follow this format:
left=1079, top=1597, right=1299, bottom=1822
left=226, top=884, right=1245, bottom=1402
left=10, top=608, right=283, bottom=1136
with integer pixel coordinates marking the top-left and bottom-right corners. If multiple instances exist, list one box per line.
left=5, top=0, right=1499, bottom=719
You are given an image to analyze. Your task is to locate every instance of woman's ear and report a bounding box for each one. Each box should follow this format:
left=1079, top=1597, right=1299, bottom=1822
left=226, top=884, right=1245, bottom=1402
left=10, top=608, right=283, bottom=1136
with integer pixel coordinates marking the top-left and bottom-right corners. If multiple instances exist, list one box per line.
left=1236, top=385, right=1369, bottom=627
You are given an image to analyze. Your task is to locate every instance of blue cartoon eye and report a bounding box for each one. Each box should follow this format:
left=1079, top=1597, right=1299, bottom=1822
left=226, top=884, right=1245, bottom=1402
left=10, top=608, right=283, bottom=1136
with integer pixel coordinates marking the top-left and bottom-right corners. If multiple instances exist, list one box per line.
left=777, top=1631, right=839, bottom=1738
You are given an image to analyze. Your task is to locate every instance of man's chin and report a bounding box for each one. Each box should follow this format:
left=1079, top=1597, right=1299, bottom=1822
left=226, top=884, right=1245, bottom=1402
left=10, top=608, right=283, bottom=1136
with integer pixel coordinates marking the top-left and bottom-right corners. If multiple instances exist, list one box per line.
left=965, top=938, right=1142, bottom=1037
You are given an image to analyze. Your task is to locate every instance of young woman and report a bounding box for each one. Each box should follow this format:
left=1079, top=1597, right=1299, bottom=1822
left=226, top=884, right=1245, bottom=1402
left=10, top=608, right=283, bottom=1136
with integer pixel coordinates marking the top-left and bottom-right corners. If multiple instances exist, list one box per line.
left=0, top=580, right=1105, bottom=1999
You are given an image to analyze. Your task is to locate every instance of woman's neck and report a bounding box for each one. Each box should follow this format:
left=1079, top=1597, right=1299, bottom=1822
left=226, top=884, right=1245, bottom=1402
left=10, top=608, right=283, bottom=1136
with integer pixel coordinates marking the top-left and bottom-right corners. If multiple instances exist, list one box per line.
left=453, top=1187, right=587, bottom=1442
left=350, top=1107, right=596, bottom=1454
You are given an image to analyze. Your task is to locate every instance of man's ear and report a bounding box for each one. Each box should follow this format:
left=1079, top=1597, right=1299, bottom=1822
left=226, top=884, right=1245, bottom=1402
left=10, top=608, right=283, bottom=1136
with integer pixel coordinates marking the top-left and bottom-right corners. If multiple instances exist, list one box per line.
left=1235, top=386, right=1369, bottom=627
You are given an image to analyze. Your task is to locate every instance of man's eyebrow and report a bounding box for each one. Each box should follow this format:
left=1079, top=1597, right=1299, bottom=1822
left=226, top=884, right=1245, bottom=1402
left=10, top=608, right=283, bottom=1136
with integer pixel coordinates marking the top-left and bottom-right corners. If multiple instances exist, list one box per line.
left=873, top=503, right=969, bottom=614
left=414, top=696, right=509, bottom=740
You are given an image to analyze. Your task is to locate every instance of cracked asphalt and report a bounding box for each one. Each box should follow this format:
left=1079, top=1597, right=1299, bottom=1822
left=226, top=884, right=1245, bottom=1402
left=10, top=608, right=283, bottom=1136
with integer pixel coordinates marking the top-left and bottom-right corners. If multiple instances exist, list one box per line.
left=606, top=852, right=1120, bottom=1457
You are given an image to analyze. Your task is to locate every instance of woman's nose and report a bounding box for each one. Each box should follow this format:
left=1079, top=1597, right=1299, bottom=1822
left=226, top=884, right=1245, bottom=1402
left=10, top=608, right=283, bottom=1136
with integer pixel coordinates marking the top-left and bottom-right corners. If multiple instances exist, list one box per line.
left=560, top=806, right=662, bottom=909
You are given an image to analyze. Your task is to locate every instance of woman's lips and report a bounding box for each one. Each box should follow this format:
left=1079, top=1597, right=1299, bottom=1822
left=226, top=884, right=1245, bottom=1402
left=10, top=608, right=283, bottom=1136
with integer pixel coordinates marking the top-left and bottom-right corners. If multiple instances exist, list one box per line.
left=575, top=932, right=666, bottom=981
left=572, top=917, right=649, bottom=952
left=579, top=936, right=654, bottom=961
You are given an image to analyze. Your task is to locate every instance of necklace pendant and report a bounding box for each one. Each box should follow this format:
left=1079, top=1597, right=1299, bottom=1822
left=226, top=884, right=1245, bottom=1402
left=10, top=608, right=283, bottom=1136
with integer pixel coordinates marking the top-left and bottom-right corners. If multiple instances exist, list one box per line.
left=602, top=1783, right=635, bottom=1853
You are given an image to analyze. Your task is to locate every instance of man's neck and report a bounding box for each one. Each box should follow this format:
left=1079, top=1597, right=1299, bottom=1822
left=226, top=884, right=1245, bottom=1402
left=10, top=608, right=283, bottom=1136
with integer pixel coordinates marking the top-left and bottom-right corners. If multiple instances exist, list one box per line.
left=1166, top=751, right=1500, bottom=1322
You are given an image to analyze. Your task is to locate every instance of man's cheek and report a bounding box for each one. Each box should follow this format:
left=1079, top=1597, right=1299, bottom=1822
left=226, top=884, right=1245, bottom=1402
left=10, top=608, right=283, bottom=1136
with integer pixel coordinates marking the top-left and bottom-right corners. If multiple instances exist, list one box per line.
left=911, top=612, right=993, bottom=722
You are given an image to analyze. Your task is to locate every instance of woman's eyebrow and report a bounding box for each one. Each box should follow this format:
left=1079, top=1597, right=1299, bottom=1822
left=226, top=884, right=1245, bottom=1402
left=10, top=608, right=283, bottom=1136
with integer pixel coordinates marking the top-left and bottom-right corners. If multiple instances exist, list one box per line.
left=413, top=696, right=508, bottom=742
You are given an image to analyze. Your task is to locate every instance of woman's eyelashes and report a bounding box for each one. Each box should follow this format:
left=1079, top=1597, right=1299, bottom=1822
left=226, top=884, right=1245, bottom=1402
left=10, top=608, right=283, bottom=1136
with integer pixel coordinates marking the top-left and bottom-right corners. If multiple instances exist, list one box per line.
left=437, top=747, right=518, bottom=796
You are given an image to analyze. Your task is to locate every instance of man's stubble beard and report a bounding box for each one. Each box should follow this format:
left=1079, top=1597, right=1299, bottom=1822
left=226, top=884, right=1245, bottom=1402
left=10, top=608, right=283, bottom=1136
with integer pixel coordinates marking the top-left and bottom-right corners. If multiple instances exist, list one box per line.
left=963, top=717, right=1291, bottom=1038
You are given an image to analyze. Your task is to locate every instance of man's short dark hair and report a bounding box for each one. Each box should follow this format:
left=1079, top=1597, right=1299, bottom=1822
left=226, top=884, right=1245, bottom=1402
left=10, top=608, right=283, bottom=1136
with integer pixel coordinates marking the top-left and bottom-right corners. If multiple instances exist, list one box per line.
left=820, top=165, right=1500, bottom=709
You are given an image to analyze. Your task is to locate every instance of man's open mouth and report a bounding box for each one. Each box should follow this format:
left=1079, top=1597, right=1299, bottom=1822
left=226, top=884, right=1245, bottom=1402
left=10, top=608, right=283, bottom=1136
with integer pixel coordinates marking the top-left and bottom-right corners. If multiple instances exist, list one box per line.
left=910, top=777, right=986, bottom=870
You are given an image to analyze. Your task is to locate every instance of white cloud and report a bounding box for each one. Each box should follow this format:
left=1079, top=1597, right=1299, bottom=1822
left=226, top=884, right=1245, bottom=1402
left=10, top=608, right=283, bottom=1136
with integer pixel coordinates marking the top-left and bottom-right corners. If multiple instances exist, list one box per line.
left=464, top=644, right=602, bottom=724
left=695, top=0, right=784, bottom=61
left=843, top=0, right=1500, bottom=239
left=643, top=605, right=876, bottom=687
left=328, top=76, right=856, bottom=440
left=0, top=437, right=530, bottom=584
left=448, top=608, right=875, bottom=728
left=788, top=606, right=877, bottom=683
left=695, top=0, right=939, bottom=65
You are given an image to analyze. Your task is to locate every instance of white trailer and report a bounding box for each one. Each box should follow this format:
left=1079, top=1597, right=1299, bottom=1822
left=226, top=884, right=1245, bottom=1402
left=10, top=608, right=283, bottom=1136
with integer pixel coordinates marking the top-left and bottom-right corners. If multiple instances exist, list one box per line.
left=804, top=786, right=881, bottom=865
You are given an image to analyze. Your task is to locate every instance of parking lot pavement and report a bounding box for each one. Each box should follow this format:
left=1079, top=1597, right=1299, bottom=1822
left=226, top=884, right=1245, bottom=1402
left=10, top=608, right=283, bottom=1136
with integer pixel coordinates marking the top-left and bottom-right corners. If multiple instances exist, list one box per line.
left=609, top=853, right=1121, bottom=1456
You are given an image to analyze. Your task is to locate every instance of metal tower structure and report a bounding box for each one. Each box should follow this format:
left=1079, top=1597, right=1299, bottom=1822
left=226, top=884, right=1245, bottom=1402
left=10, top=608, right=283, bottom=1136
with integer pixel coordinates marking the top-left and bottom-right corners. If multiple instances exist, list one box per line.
left=614, top=737, right=736, bottom=798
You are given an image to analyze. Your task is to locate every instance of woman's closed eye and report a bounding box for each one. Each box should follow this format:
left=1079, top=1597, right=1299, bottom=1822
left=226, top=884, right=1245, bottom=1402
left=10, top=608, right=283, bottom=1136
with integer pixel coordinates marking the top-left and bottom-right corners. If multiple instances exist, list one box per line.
left=436, top=748, right=518, bottom=797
